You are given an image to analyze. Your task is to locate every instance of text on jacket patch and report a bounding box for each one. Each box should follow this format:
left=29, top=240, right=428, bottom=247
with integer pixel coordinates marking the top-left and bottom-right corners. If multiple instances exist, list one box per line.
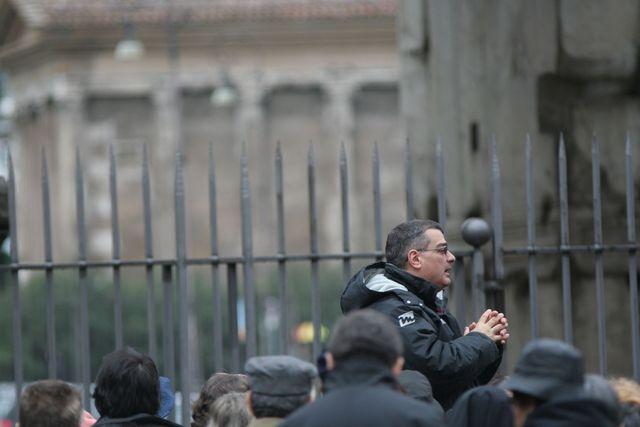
left=398, top=310, right=416, bottom=327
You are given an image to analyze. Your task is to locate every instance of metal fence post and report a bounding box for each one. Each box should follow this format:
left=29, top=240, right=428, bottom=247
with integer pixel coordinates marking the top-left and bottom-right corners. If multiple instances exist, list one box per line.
left=461, top=218, right=492, bottom=320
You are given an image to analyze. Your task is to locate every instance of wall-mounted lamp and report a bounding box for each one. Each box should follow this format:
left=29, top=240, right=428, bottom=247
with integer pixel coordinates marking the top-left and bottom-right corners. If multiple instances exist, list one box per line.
left=114, top=22, right=145, bottom=61
left=210, top=70, right=238, bottom=108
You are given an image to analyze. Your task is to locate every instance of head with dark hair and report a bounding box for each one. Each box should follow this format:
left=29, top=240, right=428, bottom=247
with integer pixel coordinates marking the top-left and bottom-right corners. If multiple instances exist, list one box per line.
left=208, top=392, right=253, bottom=427
left=447, top=385, right=514, bottom=427
left=397, top=370, right=434, bottom=403
left=328, top=309, right=403, bottom=367
left=511, top=391, right=544, bottom=427
left=93, top=347, right=160, bottom=418
left=19, top=380, right=82, bottom=427
left=385, top=219, right=443, bottom=268
left=191, top=373, right=249, bottom=427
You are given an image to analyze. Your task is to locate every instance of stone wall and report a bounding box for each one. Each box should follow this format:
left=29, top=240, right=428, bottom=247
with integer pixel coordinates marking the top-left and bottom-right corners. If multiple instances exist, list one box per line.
left=398, top=0, right=640, bottom=375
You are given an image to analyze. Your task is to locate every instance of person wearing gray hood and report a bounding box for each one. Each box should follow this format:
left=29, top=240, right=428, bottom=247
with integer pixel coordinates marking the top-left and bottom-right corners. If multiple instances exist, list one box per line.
left=341, top=219, right=508, bottom=409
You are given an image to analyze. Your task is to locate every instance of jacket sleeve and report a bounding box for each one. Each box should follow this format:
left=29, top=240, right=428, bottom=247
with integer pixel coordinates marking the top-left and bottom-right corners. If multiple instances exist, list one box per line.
left=476, top=343, right=504, bottom=385
left=392, top=304, right=500, bottom=384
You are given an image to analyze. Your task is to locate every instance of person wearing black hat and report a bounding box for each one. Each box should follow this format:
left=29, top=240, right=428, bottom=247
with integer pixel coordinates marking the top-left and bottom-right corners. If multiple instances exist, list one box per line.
left=341, top=219, right=508, bottom=409
left=504, top=339, right=616, bottom=427
left=281, top=309, right=443, bottom=427
left=245, top=355, right=317, bottom=427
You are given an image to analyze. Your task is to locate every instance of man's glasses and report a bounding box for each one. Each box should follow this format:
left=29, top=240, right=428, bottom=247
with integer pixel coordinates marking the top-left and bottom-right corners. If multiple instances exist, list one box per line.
left=416, top=246, right=450, bottom=256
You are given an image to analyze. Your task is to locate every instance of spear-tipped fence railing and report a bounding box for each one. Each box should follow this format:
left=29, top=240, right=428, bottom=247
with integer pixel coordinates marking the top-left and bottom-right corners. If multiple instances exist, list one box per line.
left=3, top=133, right=639, bottom=426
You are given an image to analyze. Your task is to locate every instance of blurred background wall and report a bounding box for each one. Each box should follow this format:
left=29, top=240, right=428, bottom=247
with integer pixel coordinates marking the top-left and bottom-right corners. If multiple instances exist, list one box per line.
left=398, top=0, right=640, bottom=374
left=0, top=0, right=639, bottom=378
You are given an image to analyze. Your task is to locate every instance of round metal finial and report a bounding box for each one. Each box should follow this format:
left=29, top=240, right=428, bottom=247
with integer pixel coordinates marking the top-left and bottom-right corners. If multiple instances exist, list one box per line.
left=461, top=217, right=492, bottom=247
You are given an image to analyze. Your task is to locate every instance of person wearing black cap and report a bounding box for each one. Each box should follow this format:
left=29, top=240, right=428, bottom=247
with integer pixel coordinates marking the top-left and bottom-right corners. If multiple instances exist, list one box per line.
left=245, top=355, right=317, bottom=427
left=341, top=219, right=508, bottom=409
left=281, top=309, right=443, bottom=427
left=504, top=339, right=616, bottom=427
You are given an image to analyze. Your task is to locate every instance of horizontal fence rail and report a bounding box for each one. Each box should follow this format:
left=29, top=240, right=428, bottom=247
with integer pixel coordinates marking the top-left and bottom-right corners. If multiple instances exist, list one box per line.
left=3, top=132, right=639, bottom=427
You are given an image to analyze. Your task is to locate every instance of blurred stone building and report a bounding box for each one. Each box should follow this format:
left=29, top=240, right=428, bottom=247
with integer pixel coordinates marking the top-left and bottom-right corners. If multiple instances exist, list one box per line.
left=3, top=0, right=640, bottom=377
left=0, top=0, right=402, bottom=262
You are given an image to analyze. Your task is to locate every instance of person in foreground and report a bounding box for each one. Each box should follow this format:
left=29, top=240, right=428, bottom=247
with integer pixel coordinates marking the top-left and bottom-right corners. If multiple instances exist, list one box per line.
left=281, top=309, right=443, bottom=427
left=341, top=219, right=509, bottom=409
left=192, top=373, right=249, bottom=427
left=92, top=347, right=181, bottom=426
left=446, top=385, right=513, bottom=427
left=18, top=379, right=83, bottom=427
left=610, top=377, right=640, bottom=427
left=504, top=338, right=616, bottom=427
left=244, top=355, right=317, bottom=427
left=207, top=392, right=252, bottom=427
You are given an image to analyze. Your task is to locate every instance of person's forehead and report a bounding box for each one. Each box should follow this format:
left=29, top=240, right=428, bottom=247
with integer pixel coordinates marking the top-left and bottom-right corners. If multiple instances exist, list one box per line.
left=425, top=228, right=446, bottom=245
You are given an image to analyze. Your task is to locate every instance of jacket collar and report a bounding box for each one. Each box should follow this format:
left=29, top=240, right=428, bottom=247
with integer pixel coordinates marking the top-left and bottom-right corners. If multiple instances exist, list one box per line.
left=323, top=356, right=398, bottom=393
left=384, top=263, right=441, bottom=310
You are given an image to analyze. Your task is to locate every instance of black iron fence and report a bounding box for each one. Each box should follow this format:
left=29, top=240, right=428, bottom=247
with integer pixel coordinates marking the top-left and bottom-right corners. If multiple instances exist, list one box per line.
left=2, top=134, right=639, bottom=426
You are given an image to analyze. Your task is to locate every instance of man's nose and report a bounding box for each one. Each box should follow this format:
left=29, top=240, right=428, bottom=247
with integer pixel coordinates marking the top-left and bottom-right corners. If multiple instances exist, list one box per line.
left=447, top=250, right=456, bottom=263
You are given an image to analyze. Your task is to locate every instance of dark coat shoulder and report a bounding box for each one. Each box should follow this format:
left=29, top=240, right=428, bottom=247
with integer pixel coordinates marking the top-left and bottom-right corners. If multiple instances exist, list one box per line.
left=281, top=385, right=443, bottom=427
left=93, top=413, right=182, bottom=427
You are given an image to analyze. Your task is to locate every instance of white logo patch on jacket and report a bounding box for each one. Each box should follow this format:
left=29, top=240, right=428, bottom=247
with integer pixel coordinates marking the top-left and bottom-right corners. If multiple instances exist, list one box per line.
left=398, top=310, right=416, bottom=327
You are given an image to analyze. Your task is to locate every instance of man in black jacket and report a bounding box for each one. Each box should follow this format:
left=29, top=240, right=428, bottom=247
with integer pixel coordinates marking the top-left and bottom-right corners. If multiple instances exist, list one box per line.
left=282, top=309, right=443, bottom=427
left=341, top=219, right=509, bottom=409
left=92, top=347, right=181, bottom=426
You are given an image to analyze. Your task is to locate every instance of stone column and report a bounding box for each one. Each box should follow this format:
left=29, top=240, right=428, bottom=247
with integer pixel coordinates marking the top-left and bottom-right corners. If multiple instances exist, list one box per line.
left=152, top=82, right=179, bottom=259
left=326, top=81, right=355, bottom=147
left=235, top=72, right=264, bottom=154
left=324, top=81, right=355, bottom=248
left=49, top=80, right=84, bottom=262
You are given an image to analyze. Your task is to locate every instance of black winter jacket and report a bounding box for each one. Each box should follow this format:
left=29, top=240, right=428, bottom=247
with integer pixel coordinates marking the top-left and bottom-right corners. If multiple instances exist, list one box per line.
left=341, top=262, right=502, bottom=410
left=281, top=357, right=444, bottom=427
left=93, top=413, right=182, bottom=427
left=524, top=396, right=616, bottom=427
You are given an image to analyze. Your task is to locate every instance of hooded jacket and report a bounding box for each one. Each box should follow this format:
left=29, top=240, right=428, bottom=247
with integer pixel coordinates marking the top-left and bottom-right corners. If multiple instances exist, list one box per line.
left=93, top=413, right=182, bottom=427
left=446, top=385, right=514, bottom=427
left=524, top=396, right=617, bottom=427
left=281, top=356, right=443, bottom=427
left=340, top=262, right=502, bottom=410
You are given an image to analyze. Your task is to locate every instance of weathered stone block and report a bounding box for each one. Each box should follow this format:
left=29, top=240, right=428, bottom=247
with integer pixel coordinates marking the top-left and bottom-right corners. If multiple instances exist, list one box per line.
left=560, top=0, right=639, bottom=78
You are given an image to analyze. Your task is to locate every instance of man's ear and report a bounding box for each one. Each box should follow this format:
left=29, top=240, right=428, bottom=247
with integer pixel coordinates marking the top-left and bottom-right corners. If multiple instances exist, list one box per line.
left=325, top=352, right=335, bottom=371
left=406, top=249, right=422, bottom=270
left=391, top=357, right=404, bottom=377
left=246, top=391, right=254, bottom=416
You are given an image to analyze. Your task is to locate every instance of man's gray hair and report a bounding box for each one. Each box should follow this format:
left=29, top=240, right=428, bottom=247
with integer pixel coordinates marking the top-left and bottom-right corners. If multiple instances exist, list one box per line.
left=385, top=219, right=443, bottom=268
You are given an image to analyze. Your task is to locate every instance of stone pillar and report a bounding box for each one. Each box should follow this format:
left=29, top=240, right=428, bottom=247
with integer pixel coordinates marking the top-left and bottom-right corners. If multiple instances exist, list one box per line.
left=397, top=0, right=432, bottom=220
left=325, top=81, right=355, bottom=247
left=236, top=72, right=264, bottom=154
left=52, top=82, right=84, bottom=261
left=152, top=82, right=179, bottom=259
left=326, top=81, right=355, bottom=147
